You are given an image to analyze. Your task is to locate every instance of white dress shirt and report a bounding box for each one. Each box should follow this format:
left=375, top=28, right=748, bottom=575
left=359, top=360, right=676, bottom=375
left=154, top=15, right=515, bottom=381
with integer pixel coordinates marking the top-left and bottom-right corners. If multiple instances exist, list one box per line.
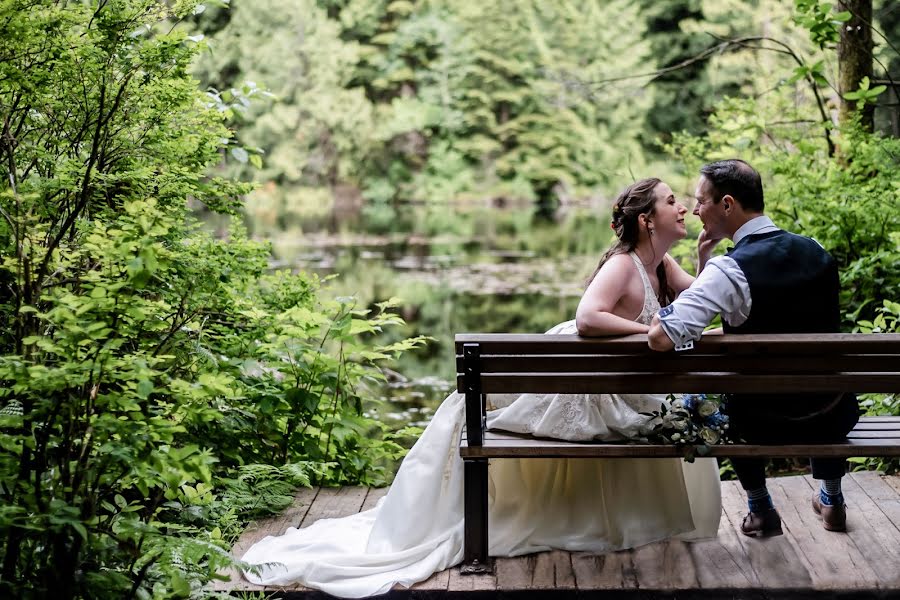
left=658, top=216, right=780, bottom=351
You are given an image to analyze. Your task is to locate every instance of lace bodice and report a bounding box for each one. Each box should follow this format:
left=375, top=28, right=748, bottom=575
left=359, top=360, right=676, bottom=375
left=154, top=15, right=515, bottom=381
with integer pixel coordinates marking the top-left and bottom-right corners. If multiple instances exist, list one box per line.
left=628, top=252, right=660, bottom=325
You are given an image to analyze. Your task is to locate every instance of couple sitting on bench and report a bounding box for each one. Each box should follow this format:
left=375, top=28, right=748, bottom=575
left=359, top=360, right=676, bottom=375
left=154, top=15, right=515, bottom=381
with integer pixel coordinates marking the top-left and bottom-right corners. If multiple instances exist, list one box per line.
left=239, top=159, right=859, bottom=598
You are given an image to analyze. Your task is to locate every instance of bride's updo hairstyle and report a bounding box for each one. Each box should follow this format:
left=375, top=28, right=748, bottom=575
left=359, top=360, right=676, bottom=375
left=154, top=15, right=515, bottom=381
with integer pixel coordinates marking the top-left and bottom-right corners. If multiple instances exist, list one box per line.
left=586, top=177, right=674, bottom=306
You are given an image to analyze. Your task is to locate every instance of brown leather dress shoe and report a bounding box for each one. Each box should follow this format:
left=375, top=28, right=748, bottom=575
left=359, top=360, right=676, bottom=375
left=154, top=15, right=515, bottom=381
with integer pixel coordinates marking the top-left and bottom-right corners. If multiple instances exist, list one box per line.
left=740, top=508, right=783, bottom=537
left=812, top=493, right=847, bottom=532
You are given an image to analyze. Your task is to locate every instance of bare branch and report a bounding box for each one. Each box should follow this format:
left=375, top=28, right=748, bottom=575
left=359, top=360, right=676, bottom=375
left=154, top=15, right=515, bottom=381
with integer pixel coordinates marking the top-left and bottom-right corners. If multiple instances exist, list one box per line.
left=581, top=34, right=836, bottom=156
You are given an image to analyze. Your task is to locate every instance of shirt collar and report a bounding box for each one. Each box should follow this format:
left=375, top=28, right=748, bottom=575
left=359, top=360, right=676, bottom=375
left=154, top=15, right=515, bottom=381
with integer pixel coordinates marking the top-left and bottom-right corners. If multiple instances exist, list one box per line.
left=733, top=215, right=778, bottom=246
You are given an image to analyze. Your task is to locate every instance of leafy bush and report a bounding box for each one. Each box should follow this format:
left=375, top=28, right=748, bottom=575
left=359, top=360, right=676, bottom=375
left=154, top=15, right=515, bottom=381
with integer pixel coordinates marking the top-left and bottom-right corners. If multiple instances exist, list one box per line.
left=851, top=300, right=900, bottom=474
left=0, top=2, right=424, bottom=597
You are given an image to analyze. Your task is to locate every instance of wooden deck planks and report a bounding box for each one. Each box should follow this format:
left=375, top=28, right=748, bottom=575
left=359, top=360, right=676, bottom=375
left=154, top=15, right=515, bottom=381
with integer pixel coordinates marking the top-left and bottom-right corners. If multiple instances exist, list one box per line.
left=771, top=475, right=879, bottom=589
left=570, top=551, right=637, bottom=589
left=299, top=486, right=368, bottom=527
left=827, top=473, right=900, bottom=586
left=212, top=486, right=319, bottom=593
left=495, top=550, right=576, bottom=590
left=360, top=486, right=389, bottom=512
left=719, top=479, right=813, bottom=589
left=215, top=474, right=900, bottom=597
left=631, top=540, right=700, bottom=589
left=684, top=498, right=754, bottom=589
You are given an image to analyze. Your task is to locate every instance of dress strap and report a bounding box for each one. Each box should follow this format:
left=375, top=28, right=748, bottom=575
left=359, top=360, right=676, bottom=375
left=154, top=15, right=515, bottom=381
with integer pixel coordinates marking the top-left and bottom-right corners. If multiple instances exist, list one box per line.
left=628, top=252, right=655, bottom=303
left=628, top=252, right=661, bottom=325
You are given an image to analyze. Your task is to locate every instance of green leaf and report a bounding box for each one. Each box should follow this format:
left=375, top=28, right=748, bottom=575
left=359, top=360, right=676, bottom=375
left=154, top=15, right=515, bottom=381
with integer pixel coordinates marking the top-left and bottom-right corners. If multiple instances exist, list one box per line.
left=230, top=147, right=249, bottom=163
left=136, top=379, right=154, bottom=398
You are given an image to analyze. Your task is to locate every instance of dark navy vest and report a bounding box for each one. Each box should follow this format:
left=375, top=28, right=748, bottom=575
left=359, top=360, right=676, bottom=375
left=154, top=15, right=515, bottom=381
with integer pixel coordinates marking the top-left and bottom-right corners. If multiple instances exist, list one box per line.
left=723, top=229, right=852, bottom=424
left=723, top=230, right=840, bottom=335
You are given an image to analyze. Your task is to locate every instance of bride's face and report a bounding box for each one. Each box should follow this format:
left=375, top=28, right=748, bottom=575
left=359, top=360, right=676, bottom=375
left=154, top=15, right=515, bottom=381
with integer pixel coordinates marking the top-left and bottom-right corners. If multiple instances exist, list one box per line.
left=650, top=183, right=688, bottom=241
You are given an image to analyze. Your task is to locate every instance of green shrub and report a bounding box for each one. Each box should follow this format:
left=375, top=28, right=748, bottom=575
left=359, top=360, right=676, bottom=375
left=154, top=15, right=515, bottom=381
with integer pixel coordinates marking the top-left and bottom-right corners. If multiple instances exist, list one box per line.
left=0, top=2, right=424, bottom=597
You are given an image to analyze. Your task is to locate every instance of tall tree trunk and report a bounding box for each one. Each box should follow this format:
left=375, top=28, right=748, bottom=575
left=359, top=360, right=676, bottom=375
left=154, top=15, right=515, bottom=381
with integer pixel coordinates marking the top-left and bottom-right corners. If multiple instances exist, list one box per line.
left=837, top=0, right=874, bottom=131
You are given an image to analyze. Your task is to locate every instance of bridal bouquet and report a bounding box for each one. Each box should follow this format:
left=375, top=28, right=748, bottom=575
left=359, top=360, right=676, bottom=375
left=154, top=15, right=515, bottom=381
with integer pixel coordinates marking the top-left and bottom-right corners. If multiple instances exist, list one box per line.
left=641, top=393, right=732, bottom=460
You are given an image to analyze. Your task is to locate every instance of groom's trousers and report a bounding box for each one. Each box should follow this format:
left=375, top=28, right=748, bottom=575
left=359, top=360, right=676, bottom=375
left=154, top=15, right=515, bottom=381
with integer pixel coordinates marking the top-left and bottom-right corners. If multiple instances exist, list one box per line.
left=724, top=392, right=860, bottom=490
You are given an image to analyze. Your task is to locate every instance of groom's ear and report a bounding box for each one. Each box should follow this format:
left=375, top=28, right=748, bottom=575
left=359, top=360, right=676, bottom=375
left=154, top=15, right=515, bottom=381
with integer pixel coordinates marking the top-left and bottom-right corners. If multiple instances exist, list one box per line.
left=722, top=194, right=735, bottom=212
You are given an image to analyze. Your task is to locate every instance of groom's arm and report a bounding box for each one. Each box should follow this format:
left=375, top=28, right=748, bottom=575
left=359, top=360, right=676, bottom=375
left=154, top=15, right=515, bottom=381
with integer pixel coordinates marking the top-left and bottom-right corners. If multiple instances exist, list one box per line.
left=648, top=257, right=750, bottom=352
left=648, top=314, right=675, bottom=351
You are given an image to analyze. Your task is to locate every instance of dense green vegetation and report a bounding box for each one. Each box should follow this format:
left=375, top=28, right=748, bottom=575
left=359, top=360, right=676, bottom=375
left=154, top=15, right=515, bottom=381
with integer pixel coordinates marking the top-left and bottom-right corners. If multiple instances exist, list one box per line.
left=192, top=0, right=898, bottom=222
left=0, top=1, right=424, bottom=597
left=0, top=0, right=896, bottom=597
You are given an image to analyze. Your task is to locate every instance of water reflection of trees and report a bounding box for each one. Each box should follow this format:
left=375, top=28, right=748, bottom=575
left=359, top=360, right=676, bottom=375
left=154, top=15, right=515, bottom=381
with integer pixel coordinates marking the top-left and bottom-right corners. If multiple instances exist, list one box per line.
left=255, top=203, right=617, bottom=421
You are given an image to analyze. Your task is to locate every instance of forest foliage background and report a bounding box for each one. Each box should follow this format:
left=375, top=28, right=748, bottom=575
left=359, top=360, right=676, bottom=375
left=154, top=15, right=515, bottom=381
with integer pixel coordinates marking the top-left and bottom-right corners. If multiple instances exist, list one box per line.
left=0, top=0, right=897, bottom=598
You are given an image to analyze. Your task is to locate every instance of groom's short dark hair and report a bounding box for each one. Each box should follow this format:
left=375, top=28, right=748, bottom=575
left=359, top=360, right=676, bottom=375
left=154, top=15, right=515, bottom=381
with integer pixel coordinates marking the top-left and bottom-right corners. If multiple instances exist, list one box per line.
left=699, top=159, right=764, bottom=212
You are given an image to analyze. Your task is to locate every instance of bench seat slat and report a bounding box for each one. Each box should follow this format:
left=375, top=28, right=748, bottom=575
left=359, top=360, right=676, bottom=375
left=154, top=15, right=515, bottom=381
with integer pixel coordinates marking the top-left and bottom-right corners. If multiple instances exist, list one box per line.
left=850, top=419, right=900, bottom=429
left=847, top=430, right=900, bottom=438
left=459, top=432, right=900, bottom=459
left=461, top=423, right=900, bottom=442
left=466, top=373, right=900, bottom=394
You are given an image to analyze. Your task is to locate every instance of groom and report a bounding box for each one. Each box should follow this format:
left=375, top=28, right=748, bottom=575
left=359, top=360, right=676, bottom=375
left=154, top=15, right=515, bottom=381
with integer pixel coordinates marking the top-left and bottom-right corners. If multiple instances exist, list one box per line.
left=647, top=159, right=859, bottom=537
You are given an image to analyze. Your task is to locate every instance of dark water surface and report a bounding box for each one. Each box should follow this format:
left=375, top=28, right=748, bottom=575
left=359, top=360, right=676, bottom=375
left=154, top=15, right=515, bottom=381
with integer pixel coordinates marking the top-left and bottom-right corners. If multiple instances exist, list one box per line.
left=261, top=201, right=615, bottom=429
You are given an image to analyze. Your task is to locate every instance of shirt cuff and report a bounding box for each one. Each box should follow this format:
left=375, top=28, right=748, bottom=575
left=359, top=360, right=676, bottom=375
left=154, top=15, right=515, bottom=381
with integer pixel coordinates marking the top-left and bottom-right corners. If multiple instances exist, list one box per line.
left=657, top=305, right=695, bottom=352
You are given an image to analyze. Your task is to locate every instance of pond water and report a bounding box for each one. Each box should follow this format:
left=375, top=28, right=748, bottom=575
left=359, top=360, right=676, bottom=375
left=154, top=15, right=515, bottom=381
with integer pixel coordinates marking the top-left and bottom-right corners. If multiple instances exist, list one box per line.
left=258, top=199, right=617, bottom=430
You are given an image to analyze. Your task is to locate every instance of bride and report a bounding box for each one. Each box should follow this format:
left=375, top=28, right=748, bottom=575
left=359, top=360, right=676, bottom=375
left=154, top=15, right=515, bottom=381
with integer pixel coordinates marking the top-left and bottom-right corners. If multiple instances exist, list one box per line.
left=240, top=178, right=722, bottom=598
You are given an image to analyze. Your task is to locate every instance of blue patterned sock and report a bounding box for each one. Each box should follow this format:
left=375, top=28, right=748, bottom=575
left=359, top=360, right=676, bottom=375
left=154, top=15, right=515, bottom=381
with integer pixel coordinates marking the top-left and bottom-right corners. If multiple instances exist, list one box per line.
left=746, top=486, right=773, bottom=513
left=819, top=480, right=843, bottom=506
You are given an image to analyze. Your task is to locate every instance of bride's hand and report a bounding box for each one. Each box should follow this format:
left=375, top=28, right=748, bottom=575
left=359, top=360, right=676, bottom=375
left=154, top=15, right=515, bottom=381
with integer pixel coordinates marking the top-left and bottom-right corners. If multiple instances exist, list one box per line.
left=697, top=228, right=724, bottom=272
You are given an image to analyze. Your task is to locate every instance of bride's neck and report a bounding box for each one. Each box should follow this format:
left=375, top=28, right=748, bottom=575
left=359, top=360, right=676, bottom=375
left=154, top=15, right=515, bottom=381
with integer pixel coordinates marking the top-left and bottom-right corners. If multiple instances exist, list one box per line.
left=632, top=240, right=667, bottom=272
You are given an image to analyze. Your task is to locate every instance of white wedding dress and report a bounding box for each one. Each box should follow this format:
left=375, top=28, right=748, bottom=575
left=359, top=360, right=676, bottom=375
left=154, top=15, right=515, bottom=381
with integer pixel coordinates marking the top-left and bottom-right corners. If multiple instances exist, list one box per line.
left=241, top=253, right=722, bottom=598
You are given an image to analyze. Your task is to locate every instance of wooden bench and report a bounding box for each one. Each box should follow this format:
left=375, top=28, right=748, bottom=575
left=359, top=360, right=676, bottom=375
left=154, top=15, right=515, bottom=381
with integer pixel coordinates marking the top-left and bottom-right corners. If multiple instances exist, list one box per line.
left=454, top=332, right=900, bottom=574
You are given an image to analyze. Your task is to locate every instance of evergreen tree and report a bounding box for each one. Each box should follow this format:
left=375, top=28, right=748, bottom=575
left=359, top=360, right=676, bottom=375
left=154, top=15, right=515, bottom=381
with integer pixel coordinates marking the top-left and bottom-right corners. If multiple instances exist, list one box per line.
left=195, top=0, right=656, bottom=219
left=638, top=0, right=714, bottom=144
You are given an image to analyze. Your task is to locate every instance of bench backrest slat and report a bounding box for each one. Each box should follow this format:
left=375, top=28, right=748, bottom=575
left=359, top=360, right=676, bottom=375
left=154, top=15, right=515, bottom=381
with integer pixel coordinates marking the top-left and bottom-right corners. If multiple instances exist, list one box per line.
left=462, top=373, right=900, bottom=394
left=456, top=354, right=896, bottom=374
left=455, top=333, right=900, bottom=355
left=454, top=333, right=900, bottom=395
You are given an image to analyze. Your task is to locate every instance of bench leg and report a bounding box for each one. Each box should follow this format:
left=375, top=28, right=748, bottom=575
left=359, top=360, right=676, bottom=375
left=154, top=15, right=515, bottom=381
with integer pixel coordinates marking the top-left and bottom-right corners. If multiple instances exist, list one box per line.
left=461, top=458, right=493, bottom=574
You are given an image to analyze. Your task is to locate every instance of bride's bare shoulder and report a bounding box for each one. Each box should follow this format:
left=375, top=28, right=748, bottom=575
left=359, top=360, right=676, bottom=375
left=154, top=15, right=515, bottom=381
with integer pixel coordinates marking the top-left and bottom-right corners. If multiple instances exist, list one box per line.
left=599, top=252, right=638, bottom=277
left=584, top=252, right=639, bottom=296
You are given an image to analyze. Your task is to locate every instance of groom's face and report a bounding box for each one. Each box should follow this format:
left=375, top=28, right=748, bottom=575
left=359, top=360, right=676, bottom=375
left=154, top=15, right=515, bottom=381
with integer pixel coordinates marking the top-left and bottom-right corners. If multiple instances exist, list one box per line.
left=693, top=176, right=727, bottom=238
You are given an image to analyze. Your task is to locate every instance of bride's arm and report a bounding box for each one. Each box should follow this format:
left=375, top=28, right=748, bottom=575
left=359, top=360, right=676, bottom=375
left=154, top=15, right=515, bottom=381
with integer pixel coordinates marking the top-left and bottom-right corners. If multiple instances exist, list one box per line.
left=575, top=255, right=649, bottom=336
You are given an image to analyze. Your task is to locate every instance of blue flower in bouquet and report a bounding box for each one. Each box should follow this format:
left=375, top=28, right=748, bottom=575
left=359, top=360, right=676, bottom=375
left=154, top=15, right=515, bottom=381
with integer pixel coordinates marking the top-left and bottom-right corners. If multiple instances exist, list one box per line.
left=704, top=411, right=729, bottom=430
left=678, top=393, right=703, bottom=412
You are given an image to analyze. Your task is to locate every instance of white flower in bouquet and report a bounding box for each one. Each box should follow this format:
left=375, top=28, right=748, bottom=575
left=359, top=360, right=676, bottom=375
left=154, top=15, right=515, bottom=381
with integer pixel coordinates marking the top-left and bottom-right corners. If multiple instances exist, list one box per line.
left=668, top=416, right=689, bottom=430
left=698, top=399, right=719, bottom=417
left=699, top=426, right=721, bottom=445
